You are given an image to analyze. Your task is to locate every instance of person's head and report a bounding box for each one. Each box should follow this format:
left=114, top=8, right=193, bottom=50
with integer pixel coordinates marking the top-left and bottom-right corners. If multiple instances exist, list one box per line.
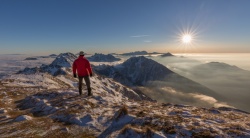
left=79, top=51, right=85, bottom=56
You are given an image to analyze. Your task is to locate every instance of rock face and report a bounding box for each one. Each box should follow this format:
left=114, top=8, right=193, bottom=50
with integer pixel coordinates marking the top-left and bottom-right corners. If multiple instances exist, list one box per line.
left=18, top=67, right=41, bottom=75
left=87, top=53, right=121, bottom=62
left=14, top=115, right=32, bottom=122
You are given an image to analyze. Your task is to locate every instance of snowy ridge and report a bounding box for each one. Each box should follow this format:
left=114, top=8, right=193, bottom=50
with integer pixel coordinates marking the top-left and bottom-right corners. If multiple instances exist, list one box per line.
left=3, top=72, right=147, bottom=101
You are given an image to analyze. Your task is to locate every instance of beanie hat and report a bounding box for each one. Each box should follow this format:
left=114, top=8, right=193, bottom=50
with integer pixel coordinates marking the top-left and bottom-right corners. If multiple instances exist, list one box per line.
left=79, top=51, right=85, bottom=56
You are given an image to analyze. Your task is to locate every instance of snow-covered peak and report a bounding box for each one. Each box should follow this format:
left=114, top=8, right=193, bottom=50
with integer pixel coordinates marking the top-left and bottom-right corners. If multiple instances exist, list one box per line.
left=94, top=56, right=175, bottom=86
left=120, top=56, right=173, bottom=85
left=94, top=56, right=173, bottom=85
left=122, top=56, right=153, bottom=66
left=88, top=53, right=121, bottom=62
left=50, top=52, right=77, bottom=67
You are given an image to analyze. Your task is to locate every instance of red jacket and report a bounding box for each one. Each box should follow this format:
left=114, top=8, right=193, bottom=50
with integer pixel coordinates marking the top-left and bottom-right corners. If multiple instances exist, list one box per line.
left=73, top=56, right=92, bottom=77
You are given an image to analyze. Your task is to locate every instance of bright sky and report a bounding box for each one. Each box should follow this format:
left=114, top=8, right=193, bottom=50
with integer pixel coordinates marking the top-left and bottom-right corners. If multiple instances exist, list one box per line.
left=0, top=0, right=250, bottom=55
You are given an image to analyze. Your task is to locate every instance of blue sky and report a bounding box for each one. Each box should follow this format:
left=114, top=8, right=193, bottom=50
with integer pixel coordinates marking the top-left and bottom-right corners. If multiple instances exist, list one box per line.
left=0, top=0, right=250, bottom=55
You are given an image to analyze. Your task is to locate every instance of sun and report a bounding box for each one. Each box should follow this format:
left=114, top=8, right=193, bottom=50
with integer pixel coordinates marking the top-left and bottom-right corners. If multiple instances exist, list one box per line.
left=174, top=23, right=201, bottom=52
left=182, top=34, right=192, bottom=44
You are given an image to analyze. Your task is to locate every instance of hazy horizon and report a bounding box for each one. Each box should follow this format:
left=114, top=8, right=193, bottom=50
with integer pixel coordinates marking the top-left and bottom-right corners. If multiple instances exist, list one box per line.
left=2, top=52, right=249, bottom=71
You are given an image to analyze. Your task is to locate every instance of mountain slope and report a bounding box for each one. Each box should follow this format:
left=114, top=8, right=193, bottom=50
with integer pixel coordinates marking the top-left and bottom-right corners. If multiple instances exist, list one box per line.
left=94, top=56, right=224, bottom=107
left=1, top=75, right=250, bottom=137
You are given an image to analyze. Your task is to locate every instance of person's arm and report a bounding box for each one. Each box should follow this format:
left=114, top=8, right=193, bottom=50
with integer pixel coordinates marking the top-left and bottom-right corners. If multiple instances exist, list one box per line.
left=87, top=61, right=93, bottom=76
left=73, top=61, right=77, bottom=77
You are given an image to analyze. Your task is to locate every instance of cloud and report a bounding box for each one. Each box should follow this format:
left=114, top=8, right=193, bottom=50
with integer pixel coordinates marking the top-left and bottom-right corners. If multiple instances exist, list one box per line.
left=130, top=35, right=150, bottom=38
left=140, top=85, right=233, bottom=109
left=144, top=40, right=152, bottom=43
left=190, top=93, right=217, bottom=104
left=160, top=87, right=230, bottom=108
left=189, top=93, right=231, bottom=108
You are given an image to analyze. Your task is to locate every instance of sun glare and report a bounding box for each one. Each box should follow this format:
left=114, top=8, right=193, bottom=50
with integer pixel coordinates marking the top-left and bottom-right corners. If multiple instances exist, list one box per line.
left=182, top=34, right=192, bottom=44
left=174, top=24, right=200, bottom=52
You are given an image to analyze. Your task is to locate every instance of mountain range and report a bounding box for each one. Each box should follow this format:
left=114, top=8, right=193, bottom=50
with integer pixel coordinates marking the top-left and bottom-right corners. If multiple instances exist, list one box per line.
left=0, top=52, right=249, bottom=137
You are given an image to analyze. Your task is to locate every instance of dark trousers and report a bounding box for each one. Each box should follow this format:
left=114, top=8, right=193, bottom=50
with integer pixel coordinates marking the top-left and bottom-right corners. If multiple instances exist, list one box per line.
left=78, top=76, right=91, bottom=95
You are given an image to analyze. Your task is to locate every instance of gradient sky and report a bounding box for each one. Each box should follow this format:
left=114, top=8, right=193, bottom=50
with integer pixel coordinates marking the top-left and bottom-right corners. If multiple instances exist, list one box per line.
left=0, top=0, right=250, bottom=55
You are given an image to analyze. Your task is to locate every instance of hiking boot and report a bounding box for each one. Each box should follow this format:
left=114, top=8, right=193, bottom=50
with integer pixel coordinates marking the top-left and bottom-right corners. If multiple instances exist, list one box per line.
left=88, top=93, right=93, bottom=96
left=87, top=88, right=92, bottom=96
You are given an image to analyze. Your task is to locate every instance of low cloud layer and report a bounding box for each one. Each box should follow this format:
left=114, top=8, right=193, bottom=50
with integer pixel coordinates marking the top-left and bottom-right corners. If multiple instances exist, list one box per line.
left=150, top=55, right=250, bottom=112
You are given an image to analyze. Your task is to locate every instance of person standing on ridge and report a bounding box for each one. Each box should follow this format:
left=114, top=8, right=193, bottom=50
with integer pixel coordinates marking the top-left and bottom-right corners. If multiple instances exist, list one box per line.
left=73, top=51, right=93, bottom=96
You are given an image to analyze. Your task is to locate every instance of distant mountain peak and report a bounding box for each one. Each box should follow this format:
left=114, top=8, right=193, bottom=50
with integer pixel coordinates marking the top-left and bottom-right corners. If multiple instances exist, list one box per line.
left=121, top=51, right=148, bottom=56
left=121, top=56, right=174, bottom=84
left=87, top=53, right=121, bottom=62
left=49, top=54, right=57, bottom=57
left=50, top=52, right=77, bottom=67
left=160, top=52, right=174, bottom=57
